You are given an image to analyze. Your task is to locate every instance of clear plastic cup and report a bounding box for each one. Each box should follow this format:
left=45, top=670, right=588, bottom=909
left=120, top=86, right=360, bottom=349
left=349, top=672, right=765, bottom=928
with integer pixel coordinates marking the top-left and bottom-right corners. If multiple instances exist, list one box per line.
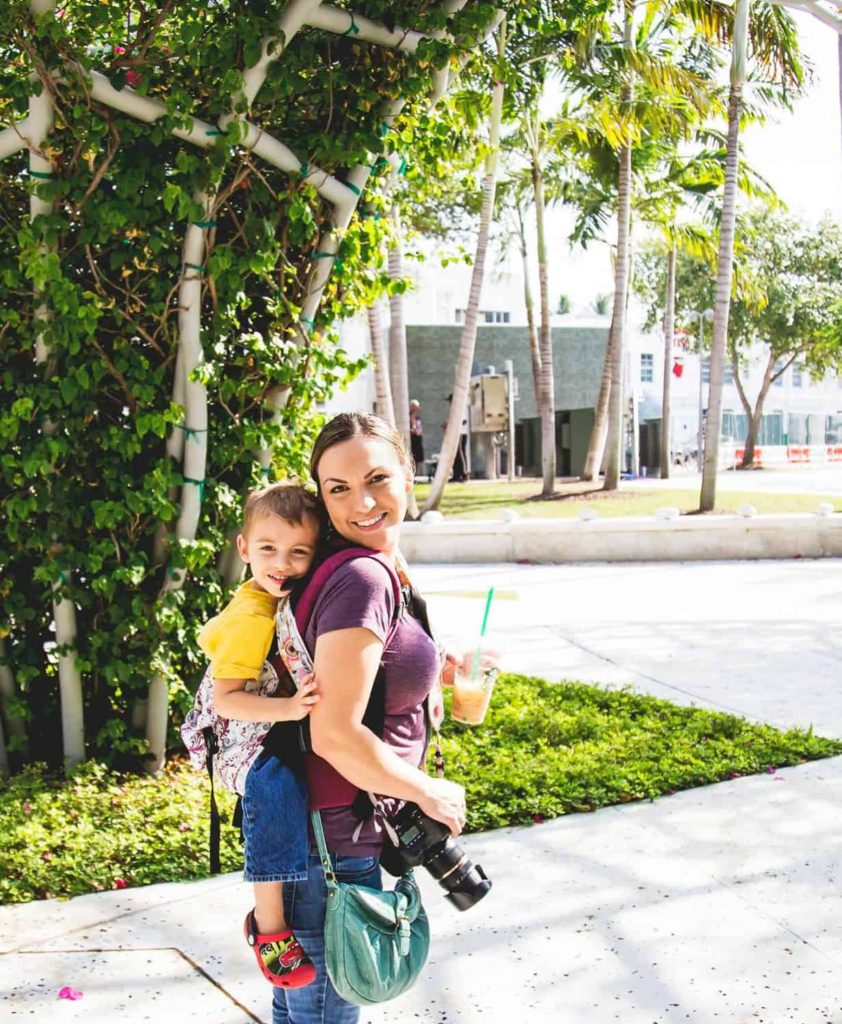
left=451, top=641, right=500, bottom=726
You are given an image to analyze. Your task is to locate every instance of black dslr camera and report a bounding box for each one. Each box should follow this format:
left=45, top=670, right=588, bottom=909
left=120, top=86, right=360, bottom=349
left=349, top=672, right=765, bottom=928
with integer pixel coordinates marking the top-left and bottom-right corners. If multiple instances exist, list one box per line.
left=384, top=802, right=492, bottom=911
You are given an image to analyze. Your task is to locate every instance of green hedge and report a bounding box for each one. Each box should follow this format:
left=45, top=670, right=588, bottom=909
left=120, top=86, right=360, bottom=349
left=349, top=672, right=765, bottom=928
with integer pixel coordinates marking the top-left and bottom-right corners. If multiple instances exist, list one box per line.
left=2, top=674, right=840, bottom=903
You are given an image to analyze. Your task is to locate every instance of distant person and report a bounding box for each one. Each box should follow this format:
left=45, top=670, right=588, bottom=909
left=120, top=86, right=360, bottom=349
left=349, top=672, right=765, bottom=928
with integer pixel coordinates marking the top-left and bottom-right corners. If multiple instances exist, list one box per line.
left=444, top=393, right=469, bottom=482
left=409, top=399, right=425, bottom=472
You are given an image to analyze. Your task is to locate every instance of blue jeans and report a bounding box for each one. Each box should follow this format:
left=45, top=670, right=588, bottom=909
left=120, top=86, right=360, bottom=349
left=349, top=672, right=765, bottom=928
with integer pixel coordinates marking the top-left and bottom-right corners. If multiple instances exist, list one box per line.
left=242, top=754, right=309, bottom=883
left=271, top=848, right=382, bottom=1024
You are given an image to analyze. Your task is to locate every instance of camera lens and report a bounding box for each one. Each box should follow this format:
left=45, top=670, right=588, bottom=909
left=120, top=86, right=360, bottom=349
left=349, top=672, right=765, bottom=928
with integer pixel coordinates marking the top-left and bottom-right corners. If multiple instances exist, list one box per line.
left=442, top=862, right=492, bottom=911
left=387, top=803, right=493, bottom=911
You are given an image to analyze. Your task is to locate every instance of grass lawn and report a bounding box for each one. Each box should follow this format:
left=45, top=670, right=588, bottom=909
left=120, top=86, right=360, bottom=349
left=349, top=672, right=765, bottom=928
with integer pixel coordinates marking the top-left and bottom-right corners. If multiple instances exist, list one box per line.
left=2, top=674, right=840, bottom=904
left=412, top=479, right=840, bottom=520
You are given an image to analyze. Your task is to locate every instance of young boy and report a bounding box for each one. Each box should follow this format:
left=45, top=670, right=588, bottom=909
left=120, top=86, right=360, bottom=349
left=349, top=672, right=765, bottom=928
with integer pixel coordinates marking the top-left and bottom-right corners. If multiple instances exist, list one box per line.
left=197, top=483, right=322, bottom=989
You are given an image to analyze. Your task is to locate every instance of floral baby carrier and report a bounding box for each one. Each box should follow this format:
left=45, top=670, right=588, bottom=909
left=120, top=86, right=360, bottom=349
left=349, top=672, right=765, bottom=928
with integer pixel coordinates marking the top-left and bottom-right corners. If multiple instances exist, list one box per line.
left=180, top=596, right=314, bottom=796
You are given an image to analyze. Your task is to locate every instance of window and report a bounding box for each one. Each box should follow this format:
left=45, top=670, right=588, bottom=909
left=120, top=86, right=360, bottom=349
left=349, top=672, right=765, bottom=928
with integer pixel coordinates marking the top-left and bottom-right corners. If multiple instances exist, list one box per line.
left=700, top=357, right=732, bottom=384
left=458, top=308, right=511, bottom=325
left=793, top=364, right=803, bottom=387
left=640, top=353, right=654, bottom=382
left=773, top=359, right=785, bottom=386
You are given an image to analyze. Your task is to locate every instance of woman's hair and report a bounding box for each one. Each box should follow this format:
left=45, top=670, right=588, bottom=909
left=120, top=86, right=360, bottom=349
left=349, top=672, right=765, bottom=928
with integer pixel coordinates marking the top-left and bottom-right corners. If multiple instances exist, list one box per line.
left=241, top=482, right=322, bottom=537
left=310, top=412, right=413, bottom=488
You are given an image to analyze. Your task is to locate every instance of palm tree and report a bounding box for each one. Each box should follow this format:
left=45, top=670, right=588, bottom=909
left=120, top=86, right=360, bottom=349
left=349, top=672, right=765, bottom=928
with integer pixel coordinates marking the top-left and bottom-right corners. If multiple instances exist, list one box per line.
left=423, top=19, right=507, bottom=512
left=700, top=0, right=803, bottom=510
left=566, top=1, right=723, bottom=488
left=366, top=303, right=395, bottom=426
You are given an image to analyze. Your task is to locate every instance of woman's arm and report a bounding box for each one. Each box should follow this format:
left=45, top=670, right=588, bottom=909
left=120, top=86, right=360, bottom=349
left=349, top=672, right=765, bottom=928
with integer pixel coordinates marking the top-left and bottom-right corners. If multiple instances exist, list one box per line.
left=213, top=676, right=318, bottom=722
left=310, top=627, right=466, bottom=834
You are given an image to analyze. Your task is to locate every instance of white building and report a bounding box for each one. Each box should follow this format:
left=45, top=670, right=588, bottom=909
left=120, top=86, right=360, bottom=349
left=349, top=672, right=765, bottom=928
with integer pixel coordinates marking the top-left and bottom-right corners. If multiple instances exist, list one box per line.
left=328, top=242, right=842, bottom=470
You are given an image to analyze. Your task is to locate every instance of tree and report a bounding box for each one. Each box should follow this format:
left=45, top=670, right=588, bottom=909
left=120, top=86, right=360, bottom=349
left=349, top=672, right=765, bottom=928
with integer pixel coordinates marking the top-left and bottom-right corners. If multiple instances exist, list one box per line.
left=0, top=0, right=501, bottom=772
left=700, top=0, right=803, bottom=510
left=637, top=208, right=842, bottom=467
left=422, top=17, right=507, bottom=511
left=557, top=293, right=571, bottom=314
left=565, top=1, right=722, bottom=487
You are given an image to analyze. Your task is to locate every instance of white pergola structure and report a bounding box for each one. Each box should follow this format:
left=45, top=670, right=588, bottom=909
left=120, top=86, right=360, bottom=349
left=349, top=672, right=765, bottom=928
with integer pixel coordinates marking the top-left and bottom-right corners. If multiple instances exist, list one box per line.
left=0, top=0, right=501, bottom=770
left=768, top=0, right=842, bottom=33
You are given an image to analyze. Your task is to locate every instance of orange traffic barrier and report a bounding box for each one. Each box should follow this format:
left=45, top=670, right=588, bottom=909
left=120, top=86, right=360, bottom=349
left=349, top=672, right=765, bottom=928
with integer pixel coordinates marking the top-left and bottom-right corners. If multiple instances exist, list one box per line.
left=734, top=447, right=763, bottom=467
left=787, top=445, right=810, bottom=464
left=828, top=446, right=842, bottom=463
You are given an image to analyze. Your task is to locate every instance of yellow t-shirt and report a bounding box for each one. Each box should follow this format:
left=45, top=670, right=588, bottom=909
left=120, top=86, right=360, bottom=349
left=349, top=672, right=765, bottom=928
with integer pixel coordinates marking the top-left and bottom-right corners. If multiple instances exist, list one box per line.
left=198, top=580, right=279, bottom=680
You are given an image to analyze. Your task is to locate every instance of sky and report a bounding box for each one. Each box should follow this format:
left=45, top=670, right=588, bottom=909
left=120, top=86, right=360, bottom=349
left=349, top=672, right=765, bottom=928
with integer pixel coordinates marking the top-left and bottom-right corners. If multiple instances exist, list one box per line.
left=540, top=8, right=842, bottom=316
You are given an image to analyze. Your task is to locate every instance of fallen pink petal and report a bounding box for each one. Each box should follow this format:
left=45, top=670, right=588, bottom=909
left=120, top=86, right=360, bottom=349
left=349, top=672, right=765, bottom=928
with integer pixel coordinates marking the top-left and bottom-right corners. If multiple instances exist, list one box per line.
left=58, top=987, right=83, bottom=1001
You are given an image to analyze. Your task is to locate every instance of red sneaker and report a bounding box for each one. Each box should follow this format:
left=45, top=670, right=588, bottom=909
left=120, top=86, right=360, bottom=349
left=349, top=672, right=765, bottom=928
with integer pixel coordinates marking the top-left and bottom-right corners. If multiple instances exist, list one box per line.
left=243, top=910, right=316, bottom=989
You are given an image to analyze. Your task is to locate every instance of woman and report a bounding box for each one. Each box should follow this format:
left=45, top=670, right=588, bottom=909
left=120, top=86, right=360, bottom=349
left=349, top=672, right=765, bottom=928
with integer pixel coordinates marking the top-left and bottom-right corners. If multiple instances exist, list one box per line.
left=273, top=412, right=473, bottom=1024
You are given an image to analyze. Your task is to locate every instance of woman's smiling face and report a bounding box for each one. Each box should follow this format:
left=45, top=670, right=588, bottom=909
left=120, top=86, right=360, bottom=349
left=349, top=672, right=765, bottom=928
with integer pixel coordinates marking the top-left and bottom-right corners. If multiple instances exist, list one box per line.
left=316, top=434, right=413, bottom=557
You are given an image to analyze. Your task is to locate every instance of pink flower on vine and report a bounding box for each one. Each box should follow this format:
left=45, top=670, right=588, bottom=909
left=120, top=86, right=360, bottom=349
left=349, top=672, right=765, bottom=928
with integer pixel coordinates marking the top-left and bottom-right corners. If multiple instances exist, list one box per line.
left=126, top=71, right=141, bottom=87
left=113, top=45, right=126, bottom=55
left=113, top=877, right=128, bottom=890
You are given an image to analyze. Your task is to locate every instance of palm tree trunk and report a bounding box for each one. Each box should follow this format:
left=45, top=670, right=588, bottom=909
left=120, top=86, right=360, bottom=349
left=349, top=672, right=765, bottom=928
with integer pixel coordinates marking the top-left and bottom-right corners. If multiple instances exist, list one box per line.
left=388, top=206, right=410, bottom=445
left=367, top=304, right=395, bottom=426
left=700, top=0, right=747, bottom=511
left=603, top=4, right=634, bottom=492
left=422, top=18, right=506, bottom=512
left=660, top=241, right=677, bottom=479
left=581, top=311, right=615, bottom=481
left=516, top=205, right=542, bottom=400
left=386, top=209, right=420, bottom=517
left=603, top=138, right=633, bottom=491
left=531, top=142, right=556, bottom=495
left=385, top=218, right=419, bottom=516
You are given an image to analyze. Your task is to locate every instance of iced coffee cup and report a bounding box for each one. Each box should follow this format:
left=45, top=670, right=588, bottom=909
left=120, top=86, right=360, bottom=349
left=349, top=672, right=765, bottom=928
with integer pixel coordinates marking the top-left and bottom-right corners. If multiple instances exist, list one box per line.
left=451, top=641, right=500, bottom=726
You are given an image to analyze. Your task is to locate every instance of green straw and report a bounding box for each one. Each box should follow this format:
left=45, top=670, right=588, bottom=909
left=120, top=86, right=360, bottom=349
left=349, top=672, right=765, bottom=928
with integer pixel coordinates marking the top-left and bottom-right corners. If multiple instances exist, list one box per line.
left=469, top=586, right=495, bottom=682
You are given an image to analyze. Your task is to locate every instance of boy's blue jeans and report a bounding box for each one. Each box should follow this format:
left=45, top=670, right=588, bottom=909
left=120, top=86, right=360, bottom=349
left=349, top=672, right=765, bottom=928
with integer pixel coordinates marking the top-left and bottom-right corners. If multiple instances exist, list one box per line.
left=242, top=753, right=309, bottom=883
left=271, top=848, right=382, bottom=1024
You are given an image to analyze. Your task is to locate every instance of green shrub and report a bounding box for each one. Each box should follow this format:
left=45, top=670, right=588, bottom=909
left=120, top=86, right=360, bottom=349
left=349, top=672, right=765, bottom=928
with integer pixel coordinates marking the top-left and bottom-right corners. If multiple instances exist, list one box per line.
left=2, top=674, right=840, bottom=903
left=438, top=675, right=842, bottom=830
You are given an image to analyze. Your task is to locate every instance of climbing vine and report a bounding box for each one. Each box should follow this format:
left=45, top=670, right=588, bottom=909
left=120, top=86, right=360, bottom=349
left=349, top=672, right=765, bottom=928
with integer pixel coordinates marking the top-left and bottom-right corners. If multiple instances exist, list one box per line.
left=0, top=0, right=502, bottom=769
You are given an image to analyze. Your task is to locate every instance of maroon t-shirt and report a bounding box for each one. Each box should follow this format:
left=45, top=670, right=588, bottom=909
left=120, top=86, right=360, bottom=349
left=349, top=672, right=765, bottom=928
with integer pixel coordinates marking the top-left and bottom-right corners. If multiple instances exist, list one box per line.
left=305, top=557, right=440, bottom=855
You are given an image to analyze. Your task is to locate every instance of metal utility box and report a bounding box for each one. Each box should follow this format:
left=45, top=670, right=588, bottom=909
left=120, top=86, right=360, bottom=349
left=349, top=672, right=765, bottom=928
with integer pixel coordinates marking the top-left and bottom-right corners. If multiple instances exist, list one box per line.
left=469, top=374, right=508, bottom=432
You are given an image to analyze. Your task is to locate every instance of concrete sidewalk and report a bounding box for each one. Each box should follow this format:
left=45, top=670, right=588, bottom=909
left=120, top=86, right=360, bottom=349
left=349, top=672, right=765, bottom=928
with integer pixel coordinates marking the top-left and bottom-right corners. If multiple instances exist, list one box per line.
left=3, top=560, right=842, bottom=1024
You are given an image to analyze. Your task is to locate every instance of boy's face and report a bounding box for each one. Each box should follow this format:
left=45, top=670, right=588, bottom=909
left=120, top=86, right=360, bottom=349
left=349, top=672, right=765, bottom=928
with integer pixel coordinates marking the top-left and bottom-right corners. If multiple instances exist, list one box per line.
left=236, top=512, right=319, bottom=595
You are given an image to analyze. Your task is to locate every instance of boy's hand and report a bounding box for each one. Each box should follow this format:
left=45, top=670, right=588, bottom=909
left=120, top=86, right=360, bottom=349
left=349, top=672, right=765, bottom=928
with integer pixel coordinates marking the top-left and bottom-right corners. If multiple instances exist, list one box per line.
left=281, top=675, right=320, bottom=721
left=440, top=649, right=462, bottom=688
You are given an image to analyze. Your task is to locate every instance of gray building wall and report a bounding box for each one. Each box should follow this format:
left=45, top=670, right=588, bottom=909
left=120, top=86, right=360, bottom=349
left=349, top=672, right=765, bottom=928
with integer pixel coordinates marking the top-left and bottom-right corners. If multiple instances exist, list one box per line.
left=406, top=324, right=609, bottom=472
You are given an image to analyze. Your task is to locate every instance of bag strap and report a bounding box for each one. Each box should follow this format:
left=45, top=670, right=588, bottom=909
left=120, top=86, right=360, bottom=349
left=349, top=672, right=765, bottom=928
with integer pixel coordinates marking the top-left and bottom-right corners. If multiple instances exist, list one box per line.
left=310, top=809, right=337, bottom=888
left=202, top=726, right=222, bottom=875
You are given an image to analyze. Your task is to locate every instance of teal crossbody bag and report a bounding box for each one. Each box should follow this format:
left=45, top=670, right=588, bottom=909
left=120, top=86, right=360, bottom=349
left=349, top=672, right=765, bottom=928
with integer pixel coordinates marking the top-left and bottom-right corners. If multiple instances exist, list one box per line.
left=311, top=809, right=431, bottom=1006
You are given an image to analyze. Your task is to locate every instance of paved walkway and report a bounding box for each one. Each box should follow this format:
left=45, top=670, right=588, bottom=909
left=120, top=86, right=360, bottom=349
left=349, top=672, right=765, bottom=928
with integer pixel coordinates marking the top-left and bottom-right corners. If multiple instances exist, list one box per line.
left=3, top=560, right=842, bottom=1024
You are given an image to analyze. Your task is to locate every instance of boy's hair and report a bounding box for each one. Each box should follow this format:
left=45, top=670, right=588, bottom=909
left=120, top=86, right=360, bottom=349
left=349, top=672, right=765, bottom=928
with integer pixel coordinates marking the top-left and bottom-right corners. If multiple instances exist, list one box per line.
left=241, top=483, right=322, bottom=537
